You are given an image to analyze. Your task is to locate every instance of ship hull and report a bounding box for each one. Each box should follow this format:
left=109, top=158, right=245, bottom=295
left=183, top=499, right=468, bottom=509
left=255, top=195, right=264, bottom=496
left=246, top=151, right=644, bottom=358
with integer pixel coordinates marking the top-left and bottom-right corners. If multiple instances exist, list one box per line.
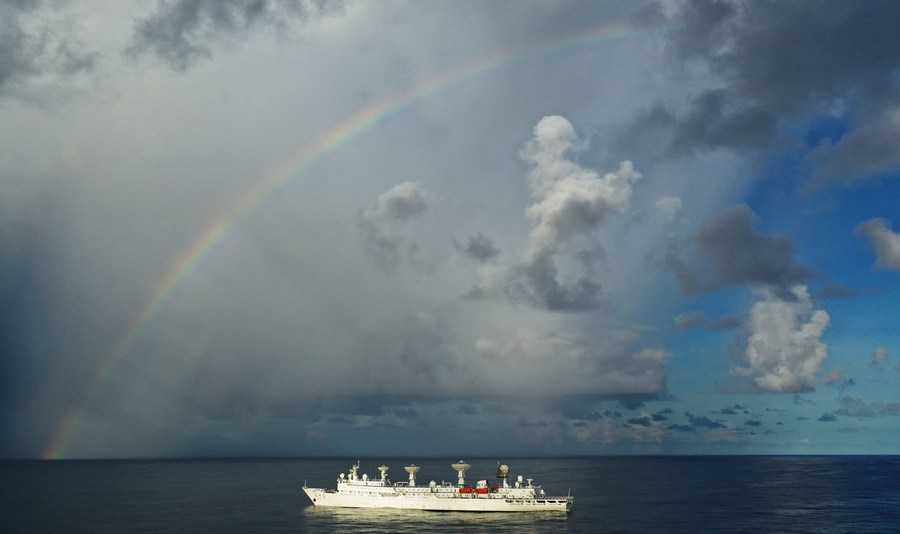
left=302, top=487, right=572, bottom=512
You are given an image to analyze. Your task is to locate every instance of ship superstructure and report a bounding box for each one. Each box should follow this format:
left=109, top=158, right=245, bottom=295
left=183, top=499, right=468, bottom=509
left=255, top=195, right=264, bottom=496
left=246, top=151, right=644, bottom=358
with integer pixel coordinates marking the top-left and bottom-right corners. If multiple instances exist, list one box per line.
left=302, top=461, right=573, bottom=512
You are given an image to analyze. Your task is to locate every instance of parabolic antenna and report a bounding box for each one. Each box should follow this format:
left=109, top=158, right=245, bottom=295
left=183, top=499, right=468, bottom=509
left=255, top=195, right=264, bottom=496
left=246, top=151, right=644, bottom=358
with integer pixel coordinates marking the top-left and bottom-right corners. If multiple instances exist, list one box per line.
left=452, top=461, right=471, bottom=486
left=404, top=464, right=420, bottom=486
left=451, top=461, right=471, bottom=472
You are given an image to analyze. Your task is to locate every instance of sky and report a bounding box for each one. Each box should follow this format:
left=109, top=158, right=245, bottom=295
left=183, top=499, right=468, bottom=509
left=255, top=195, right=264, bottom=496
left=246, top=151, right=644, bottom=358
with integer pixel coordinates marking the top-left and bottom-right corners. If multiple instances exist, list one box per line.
left=2, top=0, right=900, bottom=459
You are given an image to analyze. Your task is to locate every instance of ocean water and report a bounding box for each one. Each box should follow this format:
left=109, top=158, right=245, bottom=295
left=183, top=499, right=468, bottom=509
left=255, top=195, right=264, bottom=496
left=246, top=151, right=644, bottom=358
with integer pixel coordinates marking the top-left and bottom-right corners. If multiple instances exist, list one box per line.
left=2, top=456, right=899, bottom=533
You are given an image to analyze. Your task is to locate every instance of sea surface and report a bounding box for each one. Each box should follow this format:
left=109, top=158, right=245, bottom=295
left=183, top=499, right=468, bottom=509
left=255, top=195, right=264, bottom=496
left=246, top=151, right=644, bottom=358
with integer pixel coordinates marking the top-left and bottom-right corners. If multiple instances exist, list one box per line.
left=2, top=456, right=900, bottom=533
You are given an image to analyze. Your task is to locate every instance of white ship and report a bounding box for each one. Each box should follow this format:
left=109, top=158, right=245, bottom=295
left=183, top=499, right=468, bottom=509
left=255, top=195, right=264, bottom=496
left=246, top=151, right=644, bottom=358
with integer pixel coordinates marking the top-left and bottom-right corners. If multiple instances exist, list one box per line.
left=302, top=461, right=573, bottom=512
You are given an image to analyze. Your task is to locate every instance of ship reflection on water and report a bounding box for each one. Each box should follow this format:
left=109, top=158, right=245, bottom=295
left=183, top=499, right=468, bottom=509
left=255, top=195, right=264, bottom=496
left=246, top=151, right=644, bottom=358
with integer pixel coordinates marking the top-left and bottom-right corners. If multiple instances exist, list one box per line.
left=302, top=506, right=573, bottom=533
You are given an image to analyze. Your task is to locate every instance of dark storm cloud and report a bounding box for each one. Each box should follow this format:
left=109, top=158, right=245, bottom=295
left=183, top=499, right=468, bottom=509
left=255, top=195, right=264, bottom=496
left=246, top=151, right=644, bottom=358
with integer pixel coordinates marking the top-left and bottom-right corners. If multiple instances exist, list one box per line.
left=0, top=0, right=97, bottom=97
left=818, top=413, right=838, bottom=422
left=127, top=0, right=343, bottom=71
left=623, top=0, right=900, bottom=182
left=668, top=205, right=816, bottom=296
left=667, top=90, right=777, bottom=155
left=504, top=254, right=605, bottom=312
left=809, top=118, right=900, bottom=184
left=453, top=233, right=500, bottom=263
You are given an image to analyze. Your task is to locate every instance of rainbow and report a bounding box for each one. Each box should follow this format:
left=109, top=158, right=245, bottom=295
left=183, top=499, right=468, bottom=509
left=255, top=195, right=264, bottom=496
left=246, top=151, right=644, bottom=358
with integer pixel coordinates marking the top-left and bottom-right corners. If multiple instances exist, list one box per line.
left=41, top=21, right=663, bottom=459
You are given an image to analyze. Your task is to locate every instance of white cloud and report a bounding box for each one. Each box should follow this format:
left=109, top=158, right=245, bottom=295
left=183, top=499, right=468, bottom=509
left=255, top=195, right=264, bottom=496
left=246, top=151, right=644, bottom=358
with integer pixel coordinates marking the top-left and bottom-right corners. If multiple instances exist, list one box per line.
left=471, top=115, right=642, bottom=311
left=733, top=285, right=830, bottom=392
left=855, top=218, right=900, bottom=271
left=655, top=196, right=682, bottom=220
left=522, top=116, right=641, bottom=261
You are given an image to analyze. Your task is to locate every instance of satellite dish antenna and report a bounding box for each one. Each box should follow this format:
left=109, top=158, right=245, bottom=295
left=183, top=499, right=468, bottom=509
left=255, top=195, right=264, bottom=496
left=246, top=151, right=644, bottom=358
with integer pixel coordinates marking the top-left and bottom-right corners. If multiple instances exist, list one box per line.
left=404, top=464, right=420, bottom=486
left=451, top=461, right=471, bottom=486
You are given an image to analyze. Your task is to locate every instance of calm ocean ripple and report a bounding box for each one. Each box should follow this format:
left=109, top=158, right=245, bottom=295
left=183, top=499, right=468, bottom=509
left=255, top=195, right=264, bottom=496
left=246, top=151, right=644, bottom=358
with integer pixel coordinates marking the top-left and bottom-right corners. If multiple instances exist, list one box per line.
left=2, top=456, right=899, bottom=533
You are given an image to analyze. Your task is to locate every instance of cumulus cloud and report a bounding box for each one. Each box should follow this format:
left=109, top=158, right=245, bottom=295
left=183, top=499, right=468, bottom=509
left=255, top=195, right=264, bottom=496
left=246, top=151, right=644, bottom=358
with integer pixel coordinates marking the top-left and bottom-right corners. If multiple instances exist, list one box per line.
left=669, top=205, right=816, bottom=296
left=522, top=117, right=640, bottom=260
left=126, top=0, right=342, bottom=71
left=471, top=115, right=641, bottom=311
left=732, top=286, right=830, bottom=393
left=855, top=218, right=900, bottom=271
left=359, top=181, right=433, bottom=272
